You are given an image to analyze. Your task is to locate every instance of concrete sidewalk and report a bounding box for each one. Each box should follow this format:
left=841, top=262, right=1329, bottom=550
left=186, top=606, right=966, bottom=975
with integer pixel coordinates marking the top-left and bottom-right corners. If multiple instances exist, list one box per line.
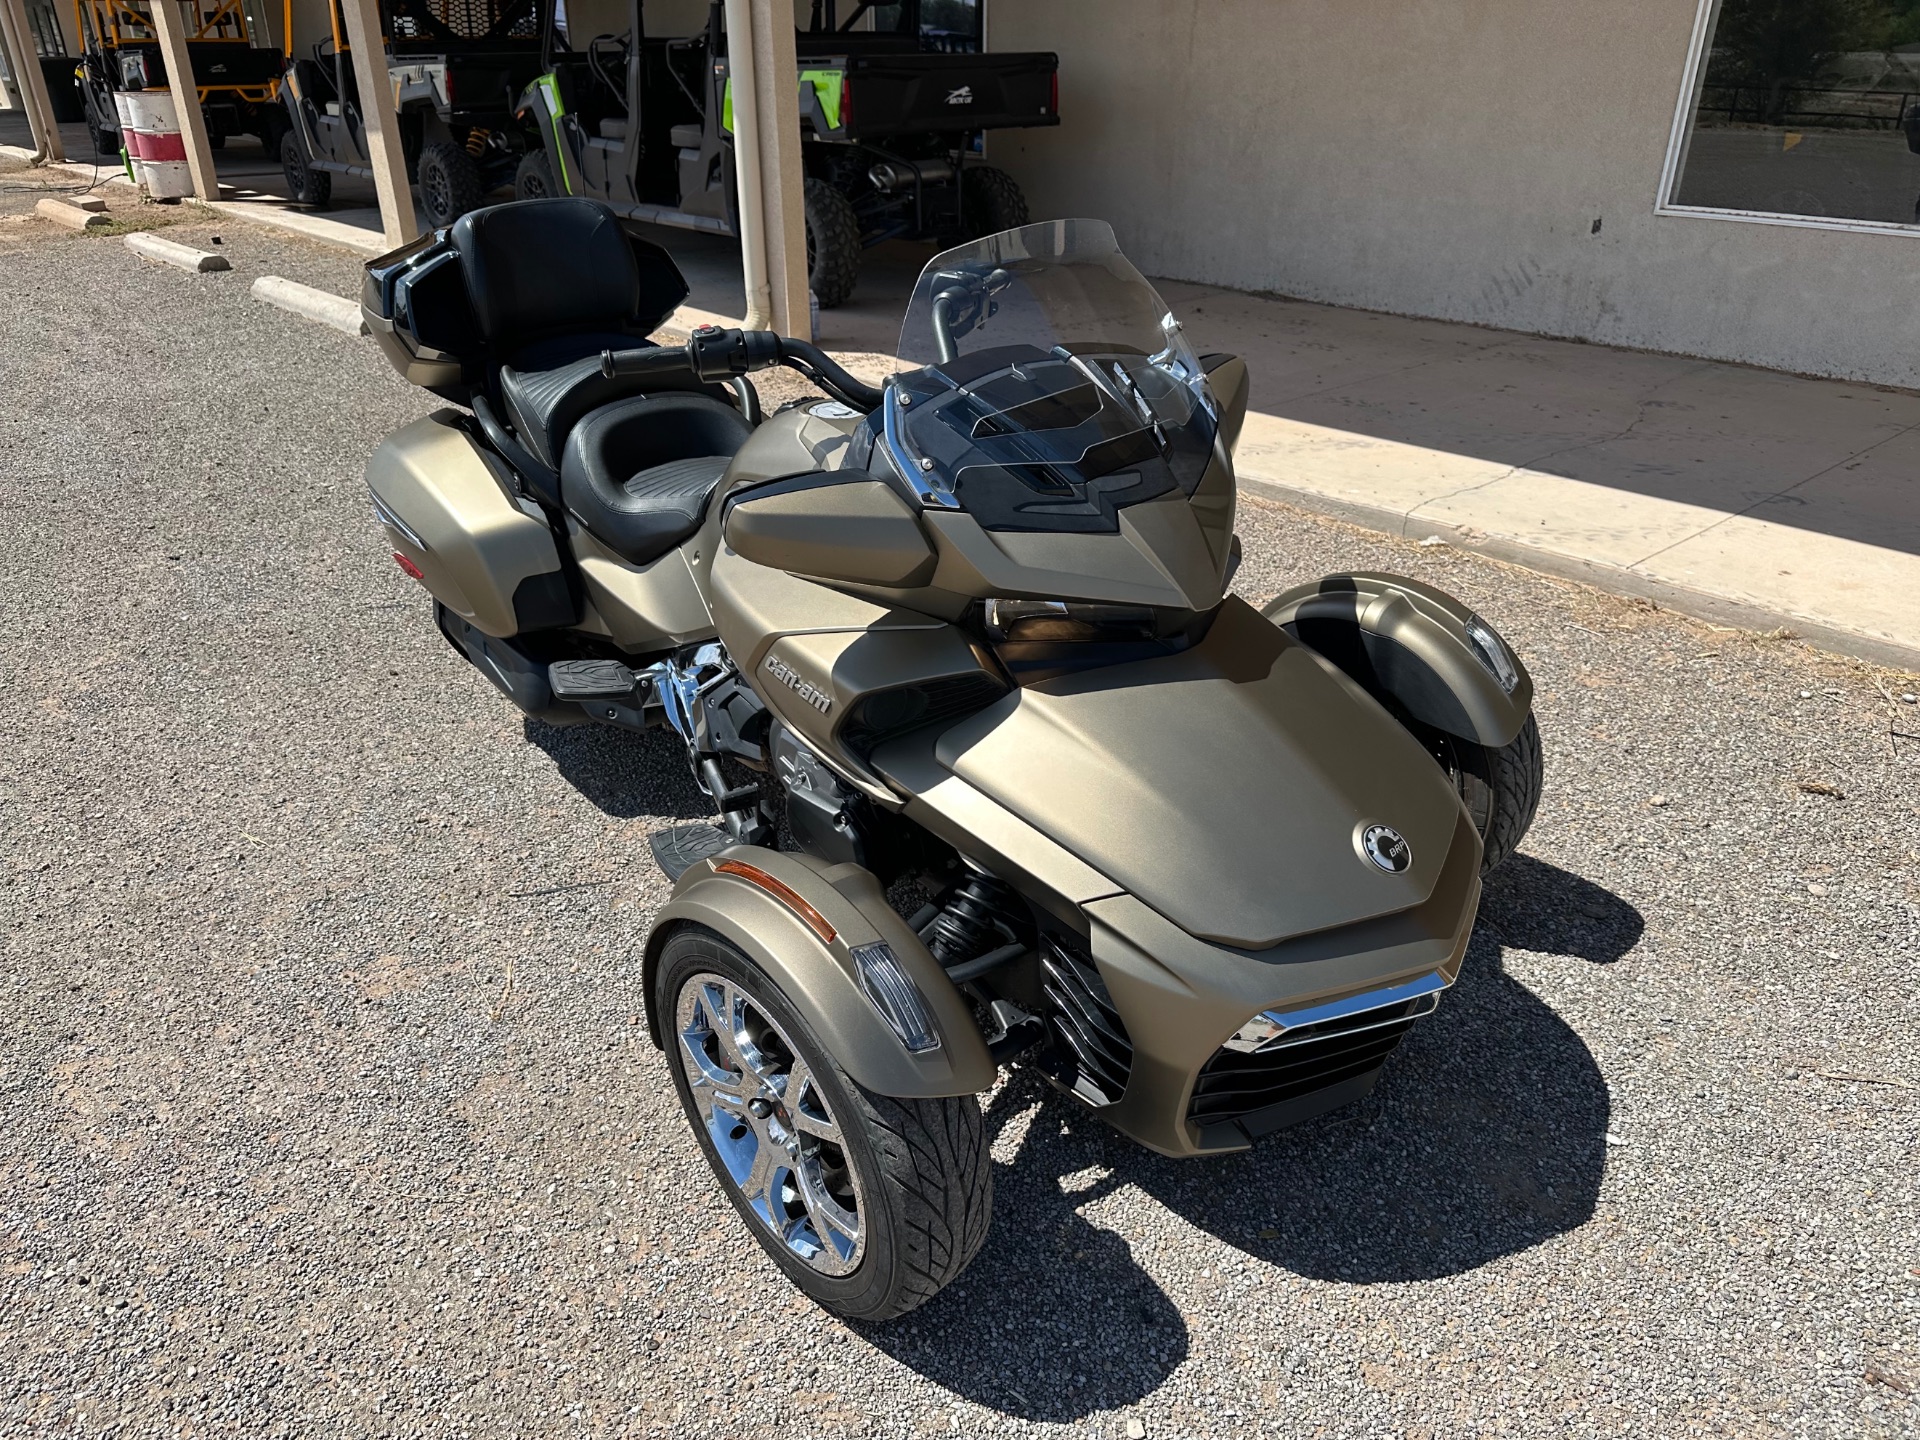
left=11, top=114, right=1915, bottom=667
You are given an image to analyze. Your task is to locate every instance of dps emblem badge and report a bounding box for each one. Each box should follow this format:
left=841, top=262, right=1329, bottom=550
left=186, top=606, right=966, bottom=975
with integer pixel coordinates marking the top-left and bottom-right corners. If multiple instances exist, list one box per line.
left=1359, top=823, right=1412, bottom=874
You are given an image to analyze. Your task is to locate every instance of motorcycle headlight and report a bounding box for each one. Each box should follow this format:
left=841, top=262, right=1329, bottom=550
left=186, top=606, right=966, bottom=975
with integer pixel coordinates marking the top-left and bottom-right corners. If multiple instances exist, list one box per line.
left=1464, top=616, right=1520, bottom=694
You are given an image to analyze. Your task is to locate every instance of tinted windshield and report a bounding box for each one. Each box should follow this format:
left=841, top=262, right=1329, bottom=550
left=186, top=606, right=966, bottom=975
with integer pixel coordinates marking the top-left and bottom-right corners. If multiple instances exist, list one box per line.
left=885, top=220, right=1219, bottom=533
left=896, top=219, right=1200, bottom=375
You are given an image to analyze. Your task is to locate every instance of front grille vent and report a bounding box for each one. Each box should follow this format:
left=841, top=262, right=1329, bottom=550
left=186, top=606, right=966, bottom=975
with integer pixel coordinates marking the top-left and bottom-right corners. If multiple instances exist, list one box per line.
left=1040, top=938, right=1132, bottom=1107
left=1188, top=997, right=1429, bottom=1139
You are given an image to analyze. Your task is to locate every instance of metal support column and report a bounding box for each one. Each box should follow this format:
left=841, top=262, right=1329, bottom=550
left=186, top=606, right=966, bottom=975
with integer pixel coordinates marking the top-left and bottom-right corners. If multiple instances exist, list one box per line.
left=0, top=0, right=65, bottom=160
left=335, top=0, right=416, bottom=247
left=146, top=0, right=220, bottom=198
left=748, top=0, right=809, bottom=340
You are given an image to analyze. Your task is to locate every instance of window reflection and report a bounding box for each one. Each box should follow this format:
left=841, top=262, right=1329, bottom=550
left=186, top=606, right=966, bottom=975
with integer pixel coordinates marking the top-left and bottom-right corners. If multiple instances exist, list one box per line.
left=1673, top=0, right=1920, bottom=225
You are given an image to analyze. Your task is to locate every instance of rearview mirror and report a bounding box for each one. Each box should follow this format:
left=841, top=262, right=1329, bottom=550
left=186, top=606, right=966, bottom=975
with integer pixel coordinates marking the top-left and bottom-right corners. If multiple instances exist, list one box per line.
left=725, top=479, right=938, bottom=589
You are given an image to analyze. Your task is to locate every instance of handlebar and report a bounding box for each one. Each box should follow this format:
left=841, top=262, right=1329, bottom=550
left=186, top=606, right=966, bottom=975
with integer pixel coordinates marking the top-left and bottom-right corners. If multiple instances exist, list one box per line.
left=600, top=327, right=884, bottom=412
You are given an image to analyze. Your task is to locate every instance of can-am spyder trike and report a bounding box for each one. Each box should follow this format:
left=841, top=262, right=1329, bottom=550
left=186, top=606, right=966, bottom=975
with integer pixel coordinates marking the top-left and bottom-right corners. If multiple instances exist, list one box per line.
left=359, top=200, right=1543, bottom=1320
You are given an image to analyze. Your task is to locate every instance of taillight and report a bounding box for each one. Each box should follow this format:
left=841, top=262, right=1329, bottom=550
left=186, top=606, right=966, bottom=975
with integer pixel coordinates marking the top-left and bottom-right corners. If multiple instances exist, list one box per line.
left=840, top=74, right=851, bottom=129
left=393, top=552, right=425, bottom=580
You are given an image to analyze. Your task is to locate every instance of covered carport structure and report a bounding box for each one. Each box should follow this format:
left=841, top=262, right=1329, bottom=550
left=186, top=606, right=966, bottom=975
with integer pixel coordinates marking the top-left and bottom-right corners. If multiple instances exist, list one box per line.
left=0, top=0, right=810, bottom=333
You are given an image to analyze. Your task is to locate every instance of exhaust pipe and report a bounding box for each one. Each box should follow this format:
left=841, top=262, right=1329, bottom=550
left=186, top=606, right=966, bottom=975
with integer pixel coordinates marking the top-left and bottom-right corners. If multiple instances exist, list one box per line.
left=868, top=158, right=955, bottom=194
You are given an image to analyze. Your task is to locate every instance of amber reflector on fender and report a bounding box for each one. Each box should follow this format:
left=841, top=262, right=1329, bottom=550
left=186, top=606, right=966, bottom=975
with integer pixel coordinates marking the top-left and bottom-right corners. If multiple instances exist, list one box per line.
left=392, top=552, right=425, bottom=580
left=711, top=859, right=837, bottom=943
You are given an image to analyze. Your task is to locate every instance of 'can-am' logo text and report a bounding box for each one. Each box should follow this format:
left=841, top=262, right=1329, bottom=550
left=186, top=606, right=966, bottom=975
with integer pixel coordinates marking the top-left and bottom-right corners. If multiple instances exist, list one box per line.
left=764, top=655, right=832, bottom=713
left=946, top=85, right=974, bottom=105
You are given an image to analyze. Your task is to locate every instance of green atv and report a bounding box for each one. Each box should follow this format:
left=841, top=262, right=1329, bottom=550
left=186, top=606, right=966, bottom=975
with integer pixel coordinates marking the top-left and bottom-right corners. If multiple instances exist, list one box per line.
left=513, top=0, right=1058, bottom=306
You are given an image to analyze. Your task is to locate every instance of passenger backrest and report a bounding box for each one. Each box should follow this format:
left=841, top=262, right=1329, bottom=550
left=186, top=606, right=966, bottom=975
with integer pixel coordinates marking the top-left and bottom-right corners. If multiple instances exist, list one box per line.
left=448, top=198, right=690, bottom=357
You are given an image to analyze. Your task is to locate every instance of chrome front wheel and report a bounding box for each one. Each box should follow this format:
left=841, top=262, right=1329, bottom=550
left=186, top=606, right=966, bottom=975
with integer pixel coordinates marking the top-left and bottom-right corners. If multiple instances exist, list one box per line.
left=674, top=972, right=866, bottom=1275
left=655, top=925, right=993, bottom=1321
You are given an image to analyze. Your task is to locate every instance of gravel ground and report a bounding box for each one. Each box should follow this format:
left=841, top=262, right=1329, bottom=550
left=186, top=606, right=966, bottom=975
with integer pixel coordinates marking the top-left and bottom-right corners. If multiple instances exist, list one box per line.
left=2, top=159, right=1918, bottom=1439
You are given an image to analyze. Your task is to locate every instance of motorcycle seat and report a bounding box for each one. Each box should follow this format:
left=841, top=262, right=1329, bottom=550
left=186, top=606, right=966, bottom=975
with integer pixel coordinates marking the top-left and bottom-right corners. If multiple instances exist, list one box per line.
left=559, top=392, right=753, bottom=564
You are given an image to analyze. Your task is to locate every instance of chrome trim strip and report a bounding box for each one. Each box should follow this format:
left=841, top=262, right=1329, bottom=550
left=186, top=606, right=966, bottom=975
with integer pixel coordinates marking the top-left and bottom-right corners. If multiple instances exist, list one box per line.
left=1227, top=970, right=1451, bottom=1055
left=882, top=380, right=960, bottom=510
left=1266, top=969, right=1448, bottom=1033
left=369, top=490, right=428, bottom=552
left=1255, top=989, right=1443, bottom=1052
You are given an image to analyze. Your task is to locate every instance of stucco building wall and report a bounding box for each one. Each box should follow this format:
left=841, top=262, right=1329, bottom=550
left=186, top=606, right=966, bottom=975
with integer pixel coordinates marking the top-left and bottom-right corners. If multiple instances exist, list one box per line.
left=990, top=0, right=1920, bottom=389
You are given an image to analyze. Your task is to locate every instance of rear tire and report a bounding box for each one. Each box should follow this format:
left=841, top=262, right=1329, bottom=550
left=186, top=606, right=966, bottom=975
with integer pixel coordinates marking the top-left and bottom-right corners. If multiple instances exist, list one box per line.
left=959, top=164, right=1027, bottom=239
left=514, top=148, right=558, bottom=200
left=280, top=131, right=331, bottom=206
left=656, top=925, right=991, bottom=1321
left=1441, top=713, right=1543, bottom=875
left=416, top=139, right=485, bottom=229
left=89, top=122, right=120, bottom=157
left=803, top=176, right=861, bottom=309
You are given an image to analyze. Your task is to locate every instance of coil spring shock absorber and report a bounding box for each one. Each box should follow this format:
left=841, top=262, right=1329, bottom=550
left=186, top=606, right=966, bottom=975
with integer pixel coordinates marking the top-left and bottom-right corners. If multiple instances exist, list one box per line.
left=465, top=127, right=491, bottom=158
left=921, top=866, right=1020, bottom=966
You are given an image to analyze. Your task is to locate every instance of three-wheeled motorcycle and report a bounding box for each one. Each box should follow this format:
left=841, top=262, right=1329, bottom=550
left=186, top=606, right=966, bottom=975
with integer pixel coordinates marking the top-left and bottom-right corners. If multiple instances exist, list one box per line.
left=512, top=0, right=1056, bottom=305
left=359, top=200, right=1543, bottom=1320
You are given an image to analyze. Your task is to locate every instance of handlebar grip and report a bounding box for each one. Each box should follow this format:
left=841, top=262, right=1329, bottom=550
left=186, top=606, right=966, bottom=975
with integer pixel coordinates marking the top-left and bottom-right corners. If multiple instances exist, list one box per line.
left=600, top=345, right=692, bottom=380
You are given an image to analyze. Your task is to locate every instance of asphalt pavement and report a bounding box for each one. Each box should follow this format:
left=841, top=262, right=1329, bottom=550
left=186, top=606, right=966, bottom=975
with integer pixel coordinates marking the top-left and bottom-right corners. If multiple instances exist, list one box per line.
left=2, top=161, right=1917, bottom=1439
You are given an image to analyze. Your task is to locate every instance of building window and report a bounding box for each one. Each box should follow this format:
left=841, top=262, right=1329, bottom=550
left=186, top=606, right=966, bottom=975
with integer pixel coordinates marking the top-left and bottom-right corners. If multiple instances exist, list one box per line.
left=1662, top=0, right=1920, bottom=232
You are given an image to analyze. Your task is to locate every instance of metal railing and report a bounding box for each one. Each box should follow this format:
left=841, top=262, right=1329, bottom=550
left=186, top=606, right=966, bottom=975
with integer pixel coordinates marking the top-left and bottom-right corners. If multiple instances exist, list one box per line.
left=1699, top=82, right=1918, bottom=130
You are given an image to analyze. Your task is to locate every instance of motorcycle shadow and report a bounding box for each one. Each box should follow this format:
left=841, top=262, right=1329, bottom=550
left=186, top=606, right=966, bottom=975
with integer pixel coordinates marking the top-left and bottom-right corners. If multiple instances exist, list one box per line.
left=863, top=857, right=1637, bottom=1420
left=522, top=718, right=715, bottom=822
left=1130, top=854, right=1638, bottom=1285
left=854, top=1073, right=1191, bottom=1421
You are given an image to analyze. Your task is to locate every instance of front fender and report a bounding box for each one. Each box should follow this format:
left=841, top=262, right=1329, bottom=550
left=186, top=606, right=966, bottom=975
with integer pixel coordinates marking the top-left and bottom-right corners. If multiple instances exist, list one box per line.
left=1262, top=572, right=1532, bottom=748
left=642, top=847, right=996, bottom=1098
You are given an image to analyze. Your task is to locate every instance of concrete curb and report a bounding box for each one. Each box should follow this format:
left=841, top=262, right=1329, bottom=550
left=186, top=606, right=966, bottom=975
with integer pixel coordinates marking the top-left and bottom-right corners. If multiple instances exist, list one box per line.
left=1236, top=474, right=1920, bottom=675
left=126, top=231, right=229, bottom=273
left=196, top=197, right=393, bottom=257
left=250, top=275, right=366, bottom=336
left=36, top=197, right=109, bottom=231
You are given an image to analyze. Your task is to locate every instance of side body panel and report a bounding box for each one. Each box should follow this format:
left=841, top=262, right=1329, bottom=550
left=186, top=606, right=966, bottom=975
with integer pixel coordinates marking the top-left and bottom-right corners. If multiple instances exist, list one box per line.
left=644, top=847, right=996, bottom=1098
left=566, top=520, right=714, bottom=655
left=368, top=412, right=573, bottom=638
left=1263, top=573, right=1533, bottom=747
left=706, top=546, right=1000, bottom=800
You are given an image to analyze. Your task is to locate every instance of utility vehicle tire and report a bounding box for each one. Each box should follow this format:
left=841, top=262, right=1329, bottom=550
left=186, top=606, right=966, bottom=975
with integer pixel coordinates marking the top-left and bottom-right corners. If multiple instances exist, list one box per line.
left=656, top=924, right=991, bottom=1321
left=280, top=132, right=331, bottom=207
left=89, top=122, right=120, bottom=157
left=417, top=140, right=485, bottom=229
left=258, top=111, right=289, bottom=158
left=1441, top=712, right=1543, bottom=876
left=514, top=149, right=558, bottom=201
left=804, top=177, right=861, bottom=309
left=959, top=164, right=1027, bottom=239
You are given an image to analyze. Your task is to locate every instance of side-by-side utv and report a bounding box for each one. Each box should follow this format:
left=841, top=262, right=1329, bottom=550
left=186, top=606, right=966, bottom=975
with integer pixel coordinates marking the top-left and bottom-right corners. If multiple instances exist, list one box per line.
left=513, top=0, right=1058, bottom=306
left=74, top=0, right=287, bottom=157
left=277, top=0, right=544, bottom=227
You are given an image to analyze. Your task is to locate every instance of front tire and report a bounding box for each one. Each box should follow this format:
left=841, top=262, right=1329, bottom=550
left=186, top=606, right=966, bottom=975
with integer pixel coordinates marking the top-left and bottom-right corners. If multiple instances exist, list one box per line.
left=656, top=925, right=991, bottom=1321
left=89, top=121, right=120, bottom=157
left=416, top=139, right=485, bottom=229
left=1437, top=713, right=1543, bottom=875
left=280, top=131, right=331, bottom=206
left=803, top=176, right=861, bottom=309
left=515, top=148, right=558, bottom=200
